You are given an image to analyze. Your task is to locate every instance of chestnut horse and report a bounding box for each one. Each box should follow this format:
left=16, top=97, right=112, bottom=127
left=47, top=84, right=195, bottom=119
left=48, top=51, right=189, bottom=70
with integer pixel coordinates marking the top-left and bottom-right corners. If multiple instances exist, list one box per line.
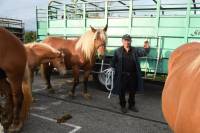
left=162, top=42, right=200, bottom=133
left=0, top=28, right=32, bottom=132
left=41, top=25, right=107, bottom=98
left=25, top=42, right=66, bottom=88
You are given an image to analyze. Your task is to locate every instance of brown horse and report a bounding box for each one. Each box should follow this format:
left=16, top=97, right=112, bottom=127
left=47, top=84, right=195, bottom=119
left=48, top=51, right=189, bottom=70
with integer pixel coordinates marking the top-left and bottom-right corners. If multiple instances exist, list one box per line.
left=0, top=28, right=32, bottom=132
left=41, top=25, right=107, bottom=98
left=162, top=42, right=200, bottom=133
left=25, top=42, right=66, bottom=88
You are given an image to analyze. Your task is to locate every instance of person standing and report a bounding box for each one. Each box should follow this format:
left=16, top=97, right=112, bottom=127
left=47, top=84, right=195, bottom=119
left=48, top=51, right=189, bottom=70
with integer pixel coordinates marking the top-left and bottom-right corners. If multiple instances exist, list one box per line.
left=111, top=34, right=150, bottom=113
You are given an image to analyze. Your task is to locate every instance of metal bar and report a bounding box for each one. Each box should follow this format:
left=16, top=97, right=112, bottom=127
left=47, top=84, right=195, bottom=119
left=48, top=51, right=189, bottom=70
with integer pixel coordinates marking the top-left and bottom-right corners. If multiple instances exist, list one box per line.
left=184, top=0, right=192, bottom=42
left=153, top=0, right=161, bottom=79
left=192, top=0, right=196, bottom=14
left=105, top=0, right=108, bottom=24
left=66, top=5, right=83, bottom=11
left=49, top=6, right=61, bottom=10
left=64, top=4, right=67, bottom=38
left=65, top=4, right=83, bottom=13
left=152, top=0, right=164, bottom=15
left=79, top=0, right=105, bottom=10
left=128, top=0, right=133, bottom=33
left=47, top=6, right=49, bottom=35
left=36, top=6, right=38, bottom=41
left=118, top=1, right=129, bottom=8
left=85, top=6, right=200, bottom=13
left=48, top=0, right=63, bottom=6
left=118, top=1, right=126, bottom=5
left=83, top=3, right=86, bottom=31
left=0, top=18, right=22, bottom=22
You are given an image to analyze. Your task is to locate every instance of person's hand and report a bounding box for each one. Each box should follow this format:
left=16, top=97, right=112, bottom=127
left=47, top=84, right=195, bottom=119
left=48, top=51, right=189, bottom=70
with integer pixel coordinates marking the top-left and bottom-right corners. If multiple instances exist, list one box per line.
left=144, top=40, right=150, bottom=48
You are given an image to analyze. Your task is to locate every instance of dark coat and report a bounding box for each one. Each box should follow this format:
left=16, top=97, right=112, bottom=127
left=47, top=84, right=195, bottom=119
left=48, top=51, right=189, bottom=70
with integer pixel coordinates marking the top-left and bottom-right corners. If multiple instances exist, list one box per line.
left=111, top=46, right=150, bottom=94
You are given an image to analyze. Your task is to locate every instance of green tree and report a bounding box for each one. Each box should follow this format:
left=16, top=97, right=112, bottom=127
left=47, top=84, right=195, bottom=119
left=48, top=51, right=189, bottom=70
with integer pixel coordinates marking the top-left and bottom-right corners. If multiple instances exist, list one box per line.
left=24, top=31, right=36, bottom=43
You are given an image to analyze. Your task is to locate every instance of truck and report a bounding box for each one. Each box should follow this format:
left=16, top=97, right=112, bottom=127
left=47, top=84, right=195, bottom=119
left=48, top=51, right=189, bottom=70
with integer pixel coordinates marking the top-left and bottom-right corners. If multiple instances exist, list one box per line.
left=36, top=0, right=200, bottom=84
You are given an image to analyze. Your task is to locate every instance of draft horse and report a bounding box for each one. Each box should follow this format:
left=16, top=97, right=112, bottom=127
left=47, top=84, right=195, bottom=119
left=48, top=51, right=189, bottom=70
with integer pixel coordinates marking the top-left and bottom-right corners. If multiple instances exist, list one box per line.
left=0, top=28, right=32, bottom=132
left=41, top=25, right=107, bottom=99
left=25, top=42, right=66, bottom=89
left=162, top=42, right=200, bottom=133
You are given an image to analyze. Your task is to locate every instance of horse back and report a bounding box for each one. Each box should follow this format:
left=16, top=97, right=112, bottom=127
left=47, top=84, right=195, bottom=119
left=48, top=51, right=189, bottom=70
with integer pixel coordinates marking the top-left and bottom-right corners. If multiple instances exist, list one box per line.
left=43, top=37, right=78, bottom=50
left=0, top=28, right=27, bottom=75
left=162, top=42, right=200, bottom=133
left=43, top=37, right=85, bottom=67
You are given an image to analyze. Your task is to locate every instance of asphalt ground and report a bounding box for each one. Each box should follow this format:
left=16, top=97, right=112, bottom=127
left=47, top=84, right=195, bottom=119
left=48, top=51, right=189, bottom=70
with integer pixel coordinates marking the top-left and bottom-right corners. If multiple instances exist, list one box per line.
left=20, top=74, right=172, bottom=133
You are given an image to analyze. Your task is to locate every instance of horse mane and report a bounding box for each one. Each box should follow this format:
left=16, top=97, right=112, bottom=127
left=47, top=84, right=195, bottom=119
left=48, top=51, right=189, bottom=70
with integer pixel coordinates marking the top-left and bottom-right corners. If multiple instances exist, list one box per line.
left=75, top=29, right=106, bottom=62
left=25, top=42, right=60, bottom=54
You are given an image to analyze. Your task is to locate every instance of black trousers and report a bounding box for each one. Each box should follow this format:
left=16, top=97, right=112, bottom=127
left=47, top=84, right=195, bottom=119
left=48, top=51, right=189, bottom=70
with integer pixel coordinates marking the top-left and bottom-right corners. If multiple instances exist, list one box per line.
left=119, top=74, right=137, bottom=108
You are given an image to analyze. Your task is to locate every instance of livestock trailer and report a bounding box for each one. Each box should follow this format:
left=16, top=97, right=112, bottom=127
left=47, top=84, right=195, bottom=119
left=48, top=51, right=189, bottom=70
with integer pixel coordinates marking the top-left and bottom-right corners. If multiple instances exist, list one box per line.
left=0, top=17, right=24, bottom=42
left=36, top=0, right=200, bottom=81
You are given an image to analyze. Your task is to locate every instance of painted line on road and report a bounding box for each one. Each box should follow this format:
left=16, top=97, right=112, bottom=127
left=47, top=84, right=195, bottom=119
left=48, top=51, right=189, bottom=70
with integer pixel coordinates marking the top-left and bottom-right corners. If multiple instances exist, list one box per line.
left=31, top=113, right=82, bottom=133
left=32, top=88, right=46, bottom=92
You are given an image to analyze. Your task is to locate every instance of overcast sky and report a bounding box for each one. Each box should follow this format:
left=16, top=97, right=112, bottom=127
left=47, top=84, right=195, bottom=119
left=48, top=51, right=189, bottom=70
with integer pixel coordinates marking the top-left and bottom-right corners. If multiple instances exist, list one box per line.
left=0, top=0, right=49, bottom=31
left=0, top=0, right=196, bottom=31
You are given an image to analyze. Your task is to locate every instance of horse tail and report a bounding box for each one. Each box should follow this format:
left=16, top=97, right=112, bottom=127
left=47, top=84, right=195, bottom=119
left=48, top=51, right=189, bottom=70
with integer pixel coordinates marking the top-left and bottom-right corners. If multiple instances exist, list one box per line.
left=20, top=62, right=32, bottom=122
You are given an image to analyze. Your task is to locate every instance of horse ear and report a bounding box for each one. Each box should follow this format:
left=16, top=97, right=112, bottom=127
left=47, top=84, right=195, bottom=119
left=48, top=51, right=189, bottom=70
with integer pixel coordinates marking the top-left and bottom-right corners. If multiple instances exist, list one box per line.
left=103, top=24, right=108, bottom=32
left=90, top=25, right=96, bottom=33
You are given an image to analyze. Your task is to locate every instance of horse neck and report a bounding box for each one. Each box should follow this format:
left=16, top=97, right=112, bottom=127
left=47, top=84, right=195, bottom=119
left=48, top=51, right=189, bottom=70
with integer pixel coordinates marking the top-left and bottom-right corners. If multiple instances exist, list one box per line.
left=42, top=50, right=58, bottom=59
left=26, top=45, right=58, bottom=68
left=25, top=47, right=39, bottom=69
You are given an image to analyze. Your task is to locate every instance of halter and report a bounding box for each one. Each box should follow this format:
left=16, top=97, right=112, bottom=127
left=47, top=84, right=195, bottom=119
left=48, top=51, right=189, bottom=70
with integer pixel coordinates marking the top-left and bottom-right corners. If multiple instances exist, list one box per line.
left=97, top=44, right=105, bottom=49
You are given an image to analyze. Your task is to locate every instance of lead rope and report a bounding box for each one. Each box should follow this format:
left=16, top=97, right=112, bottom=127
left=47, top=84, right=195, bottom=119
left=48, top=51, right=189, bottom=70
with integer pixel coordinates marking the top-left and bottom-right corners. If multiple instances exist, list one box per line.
left=100, top=60, right=115, bottom=99
left=0, top=123, right=3, bottom=133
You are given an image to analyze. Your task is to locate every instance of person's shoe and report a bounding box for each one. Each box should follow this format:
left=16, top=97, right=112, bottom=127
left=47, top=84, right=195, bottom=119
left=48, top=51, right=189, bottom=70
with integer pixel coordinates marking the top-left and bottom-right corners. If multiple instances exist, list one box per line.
left=121, top=107, right=128, bottom=113
left=129, top=106, right=139, bottom=112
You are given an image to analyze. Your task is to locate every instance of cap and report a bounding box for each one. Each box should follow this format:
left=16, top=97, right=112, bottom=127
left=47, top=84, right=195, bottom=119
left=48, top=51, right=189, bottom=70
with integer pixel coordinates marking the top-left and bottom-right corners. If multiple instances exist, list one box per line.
left=122, top=34, right=131, bottom=40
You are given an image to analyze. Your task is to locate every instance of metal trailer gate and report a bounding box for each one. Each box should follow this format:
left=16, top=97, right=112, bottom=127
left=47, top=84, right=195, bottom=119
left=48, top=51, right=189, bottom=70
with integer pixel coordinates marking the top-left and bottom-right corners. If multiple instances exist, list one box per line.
left=36, top=0, right=200, bottom=80
left=0, top=17, right=25, bottom=42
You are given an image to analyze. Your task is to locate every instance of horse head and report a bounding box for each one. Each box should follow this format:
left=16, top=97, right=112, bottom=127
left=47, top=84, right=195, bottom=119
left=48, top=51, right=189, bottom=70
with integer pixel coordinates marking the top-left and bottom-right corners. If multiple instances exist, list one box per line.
left=51, top=50, right=67, bottom=75
left=75, top=24, right=108, bottom=63
left=26, top=43, right=66, bottom=75
left=91, top=24, right=108, bottom=60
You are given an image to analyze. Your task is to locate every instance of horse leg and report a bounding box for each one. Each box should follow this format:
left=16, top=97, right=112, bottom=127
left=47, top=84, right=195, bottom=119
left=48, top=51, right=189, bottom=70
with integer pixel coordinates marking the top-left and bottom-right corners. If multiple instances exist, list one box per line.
left=41, top=63, right=54, bottom=93
left=29, top=68, right=37, bottom=102
left=82, top=70, right=92, bottom=100
left=68, top=66, right=79, bottom=98
left=7, top=77, right=24, bottom=132
left=0, top=78, right=13, bottom=132
left=29, top=68, right=34, bottom=87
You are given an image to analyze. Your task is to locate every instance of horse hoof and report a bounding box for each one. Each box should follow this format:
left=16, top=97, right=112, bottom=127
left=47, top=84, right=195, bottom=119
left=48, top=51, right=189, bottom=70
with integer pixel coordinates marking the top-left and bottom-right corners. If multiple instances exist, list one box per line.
left=8, top=122, right=23, bottom=133
left=68, top=91, right=75, bottom=98
left=82, top=93, right=92, bottom=100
